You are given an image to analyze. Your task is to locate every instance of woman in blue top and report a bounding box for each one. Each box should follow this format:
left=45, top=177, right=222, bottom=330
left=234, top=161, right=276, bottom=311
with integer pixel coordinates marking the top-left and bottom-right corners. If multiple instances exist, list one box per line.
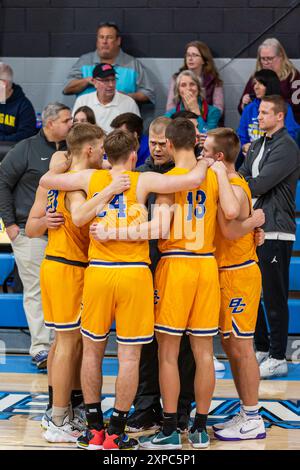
left=238, top=69, right=300, bottom=154
left=165, top=70, right=221, bottom=134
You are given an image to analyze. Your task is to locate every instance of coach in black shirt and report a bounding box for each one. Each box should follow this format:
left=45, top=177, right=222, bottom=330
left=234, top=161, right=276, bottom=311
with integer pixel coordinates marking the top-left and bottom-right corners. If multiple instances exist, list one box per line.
left=239, top=95, right=300, bottom=378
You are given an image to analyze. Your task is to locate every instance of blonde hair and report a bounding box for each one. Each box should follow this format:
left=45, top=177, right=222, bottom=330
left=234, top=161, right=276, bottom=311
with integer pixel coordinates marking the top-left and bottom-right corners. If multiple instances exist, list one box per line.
left=256, top=38, right=297, bottom=81
left=207, top=128, right=240, bottom=164
left=149, top=116, right=172, bottom=135
left=174, top=70, right=204, bottom=105
left=66, top=123, right=105, bottom=154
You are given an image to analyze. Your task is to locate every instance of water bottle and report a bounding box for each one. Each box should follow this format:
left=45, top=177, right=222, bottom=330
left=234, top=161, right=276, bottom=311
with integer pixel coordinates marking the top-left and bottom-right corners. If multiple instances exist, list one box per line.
left=36, top=112, right=43, bottom=129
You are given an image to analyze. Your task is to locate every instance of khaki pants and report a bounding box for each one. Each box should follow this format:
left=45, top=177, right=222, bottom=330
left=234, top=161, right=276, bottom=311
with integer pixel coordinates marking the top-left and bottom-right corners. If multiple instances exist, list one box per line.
left=11, top=229, right=52, bottom=357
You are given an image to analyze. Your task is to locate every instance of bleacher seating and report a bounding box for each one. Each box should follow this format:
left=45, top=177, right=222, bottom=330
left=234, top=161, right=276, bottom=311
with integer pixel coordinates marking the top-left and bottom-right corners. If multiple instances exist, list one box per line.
left=294, top=219, right=300, bottom=251
left=290, top=257, right=300, bottom=291
left=288, top=299, right=300, bottom=334
left=0, top=294, right=27, bottom=328
left=0, top=253, right=14, bottom=291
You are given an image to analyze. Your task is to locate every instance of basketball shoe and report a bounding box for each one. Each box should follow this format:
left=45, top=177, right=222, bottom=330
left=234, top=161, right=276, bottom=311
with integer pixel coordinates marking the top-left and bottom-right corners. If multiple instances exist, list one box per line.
left=139, top=430, right=182, bottom=450
left=77, top=428, right=105, bottom=450
left=102, top=431, right=139, bottom=450
left=43, top=415, right=83, bottom=443
left=214, top=415, right=266, bottom=441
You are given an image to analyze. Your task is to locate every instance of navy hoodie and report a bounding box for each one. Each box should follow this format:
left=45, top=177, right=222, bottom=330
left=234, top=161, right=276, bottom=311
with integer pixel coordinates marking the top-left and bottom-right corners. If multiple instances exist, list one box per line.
left=0, top=84, right=37, bottom=142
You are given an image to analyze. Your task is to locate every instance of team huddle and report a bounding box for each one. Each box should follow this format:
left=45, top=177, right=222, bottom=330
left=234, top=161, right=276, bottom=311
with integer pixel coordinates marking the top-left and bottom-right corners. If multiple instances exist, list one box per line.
left=26, top=117, right=266, bottom=450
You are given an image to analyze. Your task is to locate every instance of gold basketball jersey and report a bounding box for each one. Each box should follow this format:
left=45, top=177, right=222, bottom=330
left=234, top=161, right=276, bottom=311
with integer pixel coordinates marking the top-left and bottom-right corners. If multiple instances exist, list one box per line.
left=215, top=174, right=258, bottom=269
left=45, top=189, right=89, bottom=263
left=158, top=167, right=219, bottom=255
left=88, top=170, right=150, bottom=263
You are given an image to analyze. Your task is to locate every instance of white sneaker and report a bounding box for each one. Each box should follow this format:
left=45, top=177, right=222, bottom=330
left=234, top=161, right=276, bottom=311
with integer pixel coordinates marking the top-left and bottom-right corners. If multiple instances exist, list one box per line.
left=259, top=357, right=288, bottom=379
left=213, top=356, right=225, bottom=372
left=256, top=351, right=269, bottom=365
left=41, top=408, right=51, bottom=431
left=214, top=415, right=266, bottom=441
left=71, top=405, right=86, bottom=432
left=43, top=415, right=83, bottom=443
left=212, top=410, right=246, bottom=432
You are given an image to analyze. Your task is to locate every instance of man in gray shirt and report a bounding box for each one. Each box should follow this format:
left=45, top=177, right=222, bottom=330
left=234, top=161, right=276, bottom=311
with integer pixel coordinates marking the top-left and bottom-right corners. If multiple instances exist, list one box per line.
left=0, top=102, right=73, bottom=368
left=63, top=22, right=155, bottom=105
left=239, top=95, right=300, bottom=379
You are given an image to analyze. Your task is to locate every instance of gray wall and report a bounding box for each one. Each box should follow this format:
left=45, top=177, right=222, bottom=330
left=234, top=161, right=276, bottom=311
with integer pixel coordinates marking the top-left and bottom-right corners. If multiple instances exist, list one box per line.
left=2, top=56, right=300, bottom=129
left=1, top=1, right=299, bottom=58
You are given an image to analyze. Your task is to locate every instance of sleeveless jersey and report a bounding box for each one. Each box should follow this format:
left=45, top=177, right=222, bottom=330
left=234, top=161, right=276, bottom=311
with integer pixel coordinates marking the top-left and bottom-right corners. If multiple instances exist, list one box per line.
left=158, top=167, right=219, bottom=254
left=45, top=189, right=89, bottom=263
left=88, top=170, right=150, bottom=263
left=215, top=174, right=258, bottom=268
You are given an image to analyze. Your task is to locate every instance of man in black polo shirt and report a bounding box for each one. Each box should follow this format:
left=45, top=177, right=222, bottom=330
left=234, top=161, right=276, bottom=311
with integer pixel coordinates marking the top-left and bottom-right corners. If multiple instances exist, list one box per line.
left=0, top=102, right=72, bottom=368
left=239, top=95, right=300, bottom=378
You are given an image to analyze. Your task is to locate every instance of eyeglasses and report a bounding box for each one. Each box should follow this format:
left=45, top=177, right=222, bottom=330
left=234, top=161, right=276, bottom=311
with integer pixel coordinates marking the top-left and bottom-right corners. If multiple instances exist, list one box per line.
left=186, top=53, right=202, bottom=59
left=95, top=77, right=116, bottom=84
left=260, top=56, right=277, bottom=63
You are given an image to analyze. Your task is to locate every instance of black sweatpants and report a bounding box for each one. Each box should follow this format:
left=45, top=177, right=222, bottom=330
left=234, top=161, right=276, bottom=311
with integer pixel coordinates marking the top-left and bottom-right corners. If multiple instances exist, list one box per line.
left=255, top=239, right=293, bottom=360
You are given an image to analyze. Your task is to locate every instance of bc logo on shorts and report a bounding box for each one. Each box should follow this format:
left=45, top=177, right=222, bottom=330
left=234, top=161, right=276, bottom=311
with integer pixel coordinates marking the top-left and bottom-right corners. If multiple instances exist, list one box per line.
left=46, top=190, right=59, bottom=212
left=229, top=297, right=246, bottom=314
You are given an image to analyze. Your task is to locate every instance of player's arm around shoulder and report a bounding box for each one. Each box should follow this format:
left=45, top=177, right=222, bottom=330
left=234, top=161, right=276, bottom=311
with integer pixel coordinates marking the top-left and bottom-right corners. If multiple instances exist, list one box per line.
left=211, top=162, right=240, bottom=220
left=138, top=160, right=211, bottom=196
left=70, top=174, right=131, bottom=227
left=218, top=181, right=265, bottom=241
left=40, top=167, right=95, bottom=193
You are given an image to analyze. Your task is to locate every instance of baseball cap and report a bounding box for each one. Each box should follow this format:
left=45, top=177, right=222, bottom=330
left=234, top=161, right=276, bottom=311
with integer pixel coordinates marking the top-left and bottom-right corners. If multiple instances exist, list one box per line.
left=93, top=63, right=116, bottom=79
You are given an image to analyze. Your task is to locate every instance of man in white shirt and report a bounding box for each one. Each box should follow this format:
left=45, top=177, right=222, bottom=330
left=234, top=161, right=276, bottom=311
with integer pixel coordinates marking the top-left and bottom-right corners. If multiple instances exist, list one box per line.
left=72, top=63, right=140, bottom=133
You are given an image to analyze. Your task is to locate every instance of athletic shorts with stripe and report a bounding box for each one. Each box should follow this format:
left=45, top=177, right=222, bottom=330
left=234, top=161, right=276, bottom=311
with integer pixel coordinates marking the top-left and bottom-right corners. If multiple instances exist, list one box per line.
left=80, top=261, right=154, bottom=345
left=41, top=257, right=86, bottom=331
left=219, top=262, right=262, bottom=339
left=154, top=252, right=220, bottom=336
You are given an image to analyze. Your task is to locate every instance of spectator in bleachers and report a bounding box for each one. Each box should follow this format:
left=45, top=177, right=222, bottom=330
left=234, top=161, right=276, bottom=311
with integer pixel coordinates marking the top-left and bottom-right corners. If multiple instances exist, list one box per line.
left=238, top=69, right=300, bottom=155
left=0, top=62, right=37, bottom=142
left=63, top=21, right=155, bottom=104
left=73, top=105, right=96, bottom=124
left=0, top=102, right=72, bottom=369
left=110, top=112, right=150, bottom=167
left=165, top=71, right=221, bottom=132
left=166, top=41, right=224, bottom=117
left=238, top=38, right=300, bottom=124
left=72, top=63, right=140, bottom=134
left=239, top=95, right=300, bottom=379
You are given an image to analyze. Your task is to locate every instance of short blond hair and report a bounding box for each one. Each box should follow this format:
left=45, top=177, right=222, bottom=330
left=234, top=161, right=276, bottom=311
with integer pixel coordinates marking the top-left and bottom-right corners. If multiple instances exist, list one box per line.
left=66, top=123, right=105, bottom=154
left=207, top=128, right=240, bottom=164
left=149, top=116, right=172, bottom=136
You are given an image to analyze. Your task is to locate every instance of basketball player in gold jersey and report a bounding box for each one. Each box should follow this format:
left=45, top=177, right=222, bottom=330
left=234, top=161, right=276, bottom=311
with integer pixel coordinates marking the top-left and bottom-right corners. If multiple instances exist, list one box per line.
left=26, top=123, right=129, bottom=444
left=39, top=128, right=214, bottom=450
left=200, top=128, right=266, bottom=441
left=90, top=119, right=243, bottom=450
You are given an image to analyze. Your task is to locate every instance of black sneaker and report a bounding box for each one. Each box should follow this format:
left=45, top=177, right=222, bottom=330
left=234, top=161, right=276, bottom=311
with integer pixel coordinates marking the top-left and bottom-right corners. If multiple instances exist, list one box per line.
left=126, top=407, right=163, bottom=433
